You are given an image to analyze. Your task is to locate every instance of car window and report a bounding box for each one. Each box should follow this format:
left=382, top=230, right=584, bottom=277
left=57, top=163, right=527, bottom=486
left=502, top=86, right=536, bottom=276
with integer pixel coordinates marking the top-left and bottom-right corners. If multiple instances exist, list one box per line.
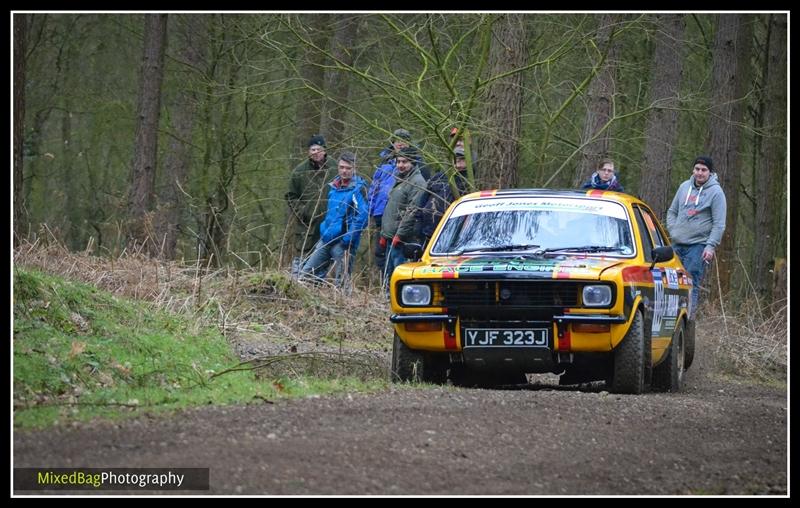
left=633, top=206, right=656, bottom=262
left=431, top=197, right=635, bottom=256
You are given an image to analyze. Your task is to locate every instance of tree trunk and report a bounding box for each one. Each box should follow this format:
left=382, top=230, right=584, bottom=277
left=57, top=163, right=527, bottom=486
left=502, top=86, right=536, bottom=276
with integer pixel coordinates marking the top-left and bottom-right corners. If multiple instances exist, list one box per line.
left=318, top=14, right=359, bottom=150
left=127, top=14, right=168, bottom=253
left=754, top=14, right=787, bottom=305
left=706, top=14, right=751, bottom=296
left=13, top=14, right=28, bottom=242
left=155, top=14, right=207, bottom=260
left=640, top=14, right=686, bottom=220
left=574, top=14, right=618, bottom=187
left=293, top=14, right=328, bottom=153
left=477, top=15, right=527, bottom=189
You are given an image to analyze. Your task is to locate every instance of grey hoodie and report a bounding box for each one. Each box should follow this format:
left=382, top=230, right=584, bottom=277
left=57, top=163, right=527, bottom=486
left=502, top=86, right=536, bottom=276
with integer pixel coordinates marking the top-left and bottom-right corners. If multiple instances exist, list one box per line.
left=666, top=172, right=727, bottom=250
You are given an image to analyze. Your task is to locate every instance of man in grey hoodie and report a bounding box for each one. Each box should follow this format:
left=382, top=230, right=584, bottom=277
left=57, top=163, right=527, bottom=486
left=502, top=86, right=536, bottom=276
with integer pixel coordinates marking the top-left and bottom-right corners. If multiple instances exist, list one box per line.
left=667, top=155, right=727, bottom=317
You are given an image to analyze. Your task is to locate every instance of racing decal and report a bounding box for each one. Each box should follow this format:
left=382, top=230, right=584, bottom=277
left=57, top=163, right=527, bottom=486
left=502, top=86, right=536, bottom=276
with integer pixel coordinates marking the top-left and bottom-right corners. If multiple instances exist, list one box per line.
left=665, top=268, right=679, bottom=289
left=417, top=257, right=616, bottom=277
left=449, top=197, right=628, bottom=220
left=650, top=268, right=679, bottom=337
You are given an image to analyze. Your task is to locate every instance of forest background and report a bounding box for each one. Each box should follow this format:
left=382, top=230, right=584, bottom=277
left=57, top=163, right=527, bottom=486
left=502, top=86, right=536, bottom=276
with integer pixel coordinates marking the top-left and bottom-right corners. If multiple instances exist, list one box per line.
left=12, top=11, right=788, bottom=310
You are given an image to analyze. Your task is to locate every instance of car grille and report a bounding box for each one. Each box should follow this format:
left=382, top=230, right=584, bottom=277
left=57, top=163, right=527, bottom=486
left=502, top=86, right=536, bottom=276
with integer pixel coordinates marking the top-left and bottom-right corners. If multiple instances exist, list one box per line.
left=440, top=280, right=581, bottom=308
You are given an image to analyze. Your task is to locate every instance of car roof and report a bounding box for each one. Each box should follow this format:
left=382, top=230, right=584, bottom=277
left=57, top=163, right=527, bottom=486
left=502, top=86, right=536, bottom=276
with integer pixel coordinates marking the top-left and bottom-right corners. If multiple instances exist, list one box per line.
left=460, top=188, right=645, bottom=207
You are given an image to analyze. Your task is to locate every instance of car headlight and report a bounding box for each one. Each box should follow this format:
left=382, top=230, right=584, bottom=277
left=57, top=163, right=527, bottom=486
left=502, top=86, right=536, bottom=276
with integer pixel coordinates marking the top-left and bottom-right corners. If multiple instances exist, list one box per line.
left=401, top=284, right=431, bottom=306
left=583, top=285, right=612, bottom=307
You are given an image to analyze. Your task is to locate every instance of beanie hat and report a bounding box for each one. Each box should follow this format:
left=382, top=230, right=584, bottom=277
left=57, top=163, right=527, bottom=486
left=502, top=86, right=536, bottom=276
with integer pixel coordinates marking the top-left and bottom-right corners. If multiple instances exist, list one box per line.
left=693, top=155, right=714, bottom=172
left=395, top=146, right=419, bottom=161
left=392, top=128, right=412, bottom=141
left=339, top=151, right=356, bottom=166
left=308, top=134, right=326, bottom=148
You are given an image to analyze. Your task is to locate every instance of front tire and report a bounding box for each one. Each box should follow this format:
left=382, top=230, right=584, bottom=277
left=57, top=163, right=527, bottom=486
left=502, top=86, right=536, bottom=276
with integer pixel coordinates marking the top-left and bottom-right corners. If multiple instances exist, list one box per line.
left=391, top=333, right=424, bottom=383
left=609, top=310, right=648, bottom=394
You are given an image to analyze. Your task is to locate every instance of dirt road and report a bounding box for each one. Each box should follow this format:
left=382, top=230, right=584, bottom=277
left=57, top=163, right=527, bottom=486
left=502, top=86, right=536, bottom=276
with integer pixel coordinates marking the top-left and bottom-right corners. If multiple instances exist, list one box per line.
left=13, top=359, right=787, bottom=495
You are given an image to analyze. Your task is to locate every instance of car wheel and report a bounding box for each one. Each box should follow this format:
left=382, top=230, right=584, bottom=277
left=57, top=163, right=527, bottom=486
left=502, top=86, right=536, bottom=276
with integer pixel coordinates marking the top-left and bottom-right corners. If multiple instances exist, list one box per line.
left=684, top=319, right=696, bottom=370
left=391, top=332, right=425, bottom=383
left=610, top=310, right=648, bottom=394
left=652, top=322, right=685, bottom=392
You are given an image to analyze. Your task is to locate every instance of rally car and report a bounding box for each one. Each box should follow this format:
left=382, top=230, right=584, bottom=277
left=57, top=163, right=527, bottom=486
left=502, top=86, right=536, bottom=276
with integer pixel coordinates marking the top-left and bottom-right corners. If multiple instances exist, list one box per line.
left=389, top=189, right=695, bottom=394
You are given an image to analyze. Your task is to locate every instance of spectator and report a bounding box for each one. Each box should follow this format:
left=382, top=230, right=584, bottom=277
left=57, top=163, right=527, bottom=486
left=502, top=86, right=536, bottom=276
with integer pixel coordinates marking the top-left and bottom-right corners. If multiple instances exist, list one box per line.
left=301, top=151, right=369, bottom=289
left=285, top=134, right=337, bottom=274
left=581, top=158, right=624, bottom=192
left=666, top=155, right=727, bottom=316
left=415, top=146, right=471, bottom=249
left=378, top=146, right=427, bottom=292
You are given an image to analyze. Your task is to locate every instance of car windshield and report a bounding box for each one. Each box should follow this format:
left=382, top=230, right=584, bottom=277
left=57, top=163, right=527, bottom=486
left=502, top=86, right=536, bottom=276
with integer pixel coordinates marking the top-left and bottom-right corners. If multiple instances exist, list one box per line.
left=431, top=197, right=635, bottom=256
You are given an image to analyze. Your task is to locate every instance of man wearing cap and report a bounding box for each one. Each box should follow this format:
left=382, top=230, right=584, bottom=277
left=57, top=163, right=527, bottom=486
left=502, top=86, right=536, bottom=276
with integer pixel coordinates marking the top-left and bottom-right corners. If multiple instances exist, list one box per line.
left=378, top=146, right=427, bottom=292
left=301, top=151, right=368, bottom=289
left=667, top=155, right=727, bottom=316
left=285, top=134, right=338, bottom=271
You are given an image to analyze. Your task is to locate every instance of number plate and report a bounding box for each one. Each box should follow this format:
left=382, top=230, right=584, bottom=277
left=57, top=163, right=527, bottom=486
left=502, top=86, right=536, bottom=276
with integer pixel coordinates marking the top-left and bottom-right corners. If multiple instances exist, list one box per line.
left=463, top=328, right=549, bottom=348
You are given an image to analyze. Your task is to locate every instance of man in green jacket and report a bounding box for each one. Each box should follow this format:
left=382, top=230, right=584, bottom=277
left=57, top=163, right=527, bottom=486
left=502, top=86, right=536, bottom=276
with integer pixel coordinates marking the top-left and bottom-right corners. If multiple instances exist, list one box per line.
left=285, top=134, right=337, bottom=273
left=378, top=146, right=426, bottom=291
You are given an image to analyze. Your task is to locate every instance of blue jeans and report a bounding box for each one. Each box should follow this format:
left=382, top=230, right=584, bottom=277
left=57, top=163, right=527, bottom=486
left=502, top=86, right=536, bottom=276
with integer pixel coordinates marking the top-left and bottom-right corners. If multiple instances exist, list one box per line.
left=383, top=243, right=408, bottom=296
left=301, top=239, right=355, bottom=289
left=673, top=243, right=706, bottom=317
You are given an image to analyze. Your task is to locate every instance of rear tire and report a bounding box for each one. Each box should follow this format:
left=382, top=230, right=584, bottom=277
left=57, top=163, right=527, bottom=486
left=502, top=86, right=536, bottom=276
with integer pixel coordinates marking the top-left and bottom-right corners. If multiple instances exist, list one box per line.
left=653, top=322, right=685, bottom=392
left=609, top=310, right=648, bottom=394
left=684, top=319, right=696, bottom=370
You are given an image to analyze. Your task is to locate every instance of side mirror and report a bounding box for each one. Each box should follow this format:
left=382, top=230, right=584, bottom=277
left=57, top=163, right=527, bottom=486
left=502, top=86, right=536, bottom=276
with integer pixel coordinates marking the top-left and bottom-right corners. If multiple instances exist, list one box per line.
left=403, top=242, right=424, bottom=261
left=650, top=246, right=674, bottom=269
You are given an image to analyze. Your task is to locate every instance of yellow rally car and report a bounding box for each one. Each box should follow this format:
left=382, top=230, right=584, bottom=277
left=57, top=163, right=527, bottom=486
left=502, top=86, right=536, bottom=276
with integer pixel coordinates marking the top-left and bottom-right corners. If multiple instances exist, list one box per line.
left=389, top=189, right=695, bottom=394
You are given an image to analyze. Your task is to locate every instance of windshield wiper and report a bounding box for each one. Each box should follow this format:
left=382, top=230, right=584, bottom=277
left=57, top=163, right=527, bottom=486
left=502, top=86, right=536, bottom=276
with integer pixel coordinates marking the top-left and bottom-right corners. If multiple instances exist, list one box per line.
left=538, top=245, right=623, bottom=254
left=455, top=244, right=541, bottom=255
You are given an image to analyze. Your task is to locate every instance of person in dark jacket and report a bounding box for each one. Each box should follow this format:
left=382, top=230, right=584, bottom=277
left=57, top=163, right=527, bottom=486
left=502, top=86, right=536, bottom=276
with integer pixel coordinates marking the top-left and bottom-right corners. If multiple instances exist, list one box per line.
left=377, top=147, right=426, bottom=292
left=301, top=151, right=369, bottom=289
left=581, top=158, right=624, bottom=192
left=414, top=146, right=471, bottom=250
left=368, top=128, right=431, bottom=274
left=285, top=134, right=337, bottom=273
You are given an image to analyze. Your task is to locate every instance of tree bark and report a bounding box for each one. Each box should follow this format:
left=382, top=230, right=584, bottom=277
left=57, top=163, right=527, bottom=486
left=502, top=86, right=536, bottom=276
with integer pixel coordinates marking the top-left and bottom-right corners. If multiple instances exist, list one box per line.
left=640, top=14, right=686, bottom=220
left=477, top=15, right=527, bottom=189
left=293, top=14, right=328, bottom=153
left=318, top=14, right=359, bottom=150
left=155, top=14, right=207, bottom=260
left=13, top=14, right=28, bottom=242
left=127, top=14, right=168, bottom=253
left=754, top=14, right=787, bottom=305
left=706, top=14, right=751, bottom=296
left=574, top=14, right=618, bottom=187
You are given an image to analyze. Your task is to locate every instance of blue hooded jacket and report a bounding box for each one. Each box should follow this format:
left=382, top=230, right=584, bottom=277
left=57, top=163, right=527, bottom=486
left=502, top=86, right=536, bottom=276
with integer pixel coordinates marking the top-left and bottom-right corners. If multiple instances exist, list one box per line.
left=367, top=147, right=396, bottom=218
left=320, top=175, right=369, bottom=250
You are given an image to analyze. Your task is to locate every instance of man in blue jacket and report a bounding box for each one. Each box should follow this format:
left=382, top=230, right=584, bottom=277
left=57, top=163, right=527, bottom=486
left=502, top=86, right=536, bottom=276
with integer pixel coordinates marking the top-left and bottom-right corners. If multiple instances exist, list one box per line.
left=301, top=151, right=369, bottom=289
left=667, top=155, right=727, bottom=316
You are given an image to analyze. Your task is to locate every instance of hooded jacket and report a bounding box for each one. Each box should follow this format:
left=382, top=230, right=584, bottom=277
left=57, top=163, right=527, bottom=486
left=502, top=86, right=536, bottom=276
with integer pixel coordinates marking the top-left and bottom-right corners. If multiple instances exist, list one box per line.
left=666, top=172, right=727, bottom=249
left=380, top=167, right=426, bottom=241
left=320, top=175, right=369, bottom=250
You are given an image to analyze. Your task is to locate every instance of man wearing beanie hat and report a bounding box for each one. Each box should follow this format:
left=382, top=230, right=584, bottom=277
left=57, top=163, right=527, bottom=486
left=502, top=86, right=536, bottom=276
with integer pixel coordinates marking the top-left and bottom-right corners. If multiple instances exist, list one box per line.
left=667, top=155, right=727, bottom=317
left=377, top=146, right=426, bottom=294
left=367, top=127, right=432, bottom=277
left=285, top=134, right=337, bottom=274
left=301, top=150, right=368, bottom=289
